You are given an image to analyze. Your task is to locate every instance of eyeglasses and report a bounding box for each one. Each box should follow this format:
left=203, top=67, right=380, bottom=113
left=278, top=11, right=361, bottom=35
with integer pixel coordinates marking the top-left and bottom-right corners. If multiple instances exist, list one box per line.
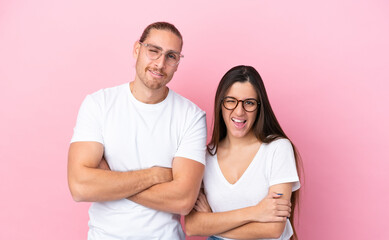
left=138, top=41, right=184, bottom=66
left=222, top=96, right=260, bottom=112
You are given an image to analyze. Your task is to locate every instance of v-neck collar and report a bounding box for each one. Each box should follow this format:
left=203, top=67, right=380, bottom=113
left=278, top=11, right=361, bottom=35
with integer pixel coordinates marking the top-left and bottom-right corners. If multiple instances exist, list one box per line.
left=215, top=144, right=263, bottom=187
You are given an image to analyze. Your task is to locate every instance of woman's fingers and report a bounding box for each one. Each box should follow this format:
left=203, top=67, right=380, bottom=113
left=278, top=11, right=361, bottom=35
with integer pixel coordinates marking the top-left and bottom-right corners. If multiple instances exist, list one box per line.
left=194, top=192, right=212, bottom=212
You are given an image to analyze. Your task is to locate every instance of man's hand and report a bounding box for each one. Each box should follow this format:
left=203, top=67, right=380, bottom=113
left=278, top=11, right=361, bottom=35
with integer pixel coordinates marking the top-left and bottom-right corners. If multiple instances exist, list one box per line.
left=128, top=157, right=204, bottom=215
left=98, top=158, right=173, bottom=183
left=152, top=166, right=173, bottom=183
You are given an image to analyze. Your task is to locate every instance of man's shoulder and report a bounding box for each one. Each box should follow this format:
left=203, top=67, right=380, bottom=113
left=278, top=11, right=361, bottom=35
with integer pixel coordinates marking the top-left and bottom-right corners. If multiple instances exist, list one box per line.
left=85, top=83, right=128, bottom=105
left=169, top=90, right=205, bottom=116
left=89, top=82, right=128, bottom=98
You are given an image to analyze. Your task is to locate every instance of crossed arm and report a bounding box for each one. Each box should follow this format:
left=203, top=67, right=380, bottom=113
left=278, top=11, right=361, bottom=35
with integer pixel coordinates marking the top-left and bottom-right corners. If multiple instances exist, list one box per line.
left=128, top=157, right=204, bottom=215
left=185, top=183, right=293, bottom=239
left=67, top=141, right=204, bottom=215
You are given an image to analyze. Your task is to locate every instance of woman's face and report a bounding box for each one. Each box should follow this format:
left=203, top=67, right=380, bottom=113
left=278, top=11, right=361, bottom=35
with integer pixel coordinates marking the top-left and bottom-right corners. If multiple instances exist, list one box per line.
left=222, top=81, right=259, bottom=139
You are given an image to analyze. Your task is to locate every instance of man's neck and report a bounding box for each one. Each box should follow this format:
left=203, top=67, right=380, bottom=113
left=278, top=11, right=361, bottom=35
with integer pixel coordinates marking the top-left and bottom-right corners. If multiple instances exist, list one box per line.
left=130, top=81, right=169, bottom=104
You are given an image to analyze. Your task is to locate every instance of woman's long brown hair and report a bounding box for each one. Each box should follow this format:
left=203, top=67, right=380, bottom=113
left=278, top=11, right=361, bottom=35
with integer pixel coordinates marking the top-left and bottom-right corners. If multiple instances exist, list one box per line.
left=208, top=65, right=302, bottom=240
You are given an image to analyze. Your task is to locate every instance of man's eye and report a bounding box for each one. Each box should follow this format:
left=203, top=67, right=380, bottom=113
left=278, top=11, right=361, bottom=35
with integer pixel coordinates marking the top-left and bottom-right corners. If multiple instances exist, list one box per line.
left=167, top=53, right=177, bottom=60
left=149, top=49, right=159, bottom=53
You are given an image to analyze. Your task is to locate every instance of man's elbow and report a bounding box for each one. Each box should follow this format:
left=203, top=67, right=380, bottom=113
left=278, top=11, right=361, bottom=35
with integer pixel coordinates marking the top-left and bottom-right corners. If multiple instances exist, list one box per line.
left=176, top=196, right=196, bottom=215
left=178, top=200, right=195, bottom=215
left=68, top=180, right=90, bottom=202
left=69, top=183, right=83, bottom=202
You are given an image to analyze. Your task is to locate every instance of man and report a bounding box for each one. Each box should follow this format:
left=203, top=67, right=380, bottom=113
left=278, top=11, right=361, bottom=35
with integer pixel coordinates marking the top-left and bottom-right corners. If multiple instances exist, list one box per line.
left=68, top=22, right=206, bottom=239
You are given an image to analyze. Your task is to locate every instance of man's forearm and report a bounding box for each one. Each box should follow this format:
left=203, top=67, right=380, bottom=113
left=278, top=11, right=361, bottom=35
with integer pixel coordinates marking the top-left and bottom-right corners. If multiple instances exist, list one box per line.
left=128, top=157, right=204, bottom=215
left=69, top=165, right=171, bottom=202
left=68, top=142, right=173, bottom=202
left=128, top=179, right=198, bottom=215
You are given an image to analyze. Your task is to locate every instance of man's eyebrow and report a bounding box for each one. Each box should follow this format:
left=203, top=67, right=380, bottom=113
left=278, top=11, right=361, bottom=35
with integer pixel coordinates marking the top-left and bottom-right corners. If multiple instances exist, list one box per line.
left=147, top=43, right=181, bottom=54
left=147, top=43, right=163, bottom=50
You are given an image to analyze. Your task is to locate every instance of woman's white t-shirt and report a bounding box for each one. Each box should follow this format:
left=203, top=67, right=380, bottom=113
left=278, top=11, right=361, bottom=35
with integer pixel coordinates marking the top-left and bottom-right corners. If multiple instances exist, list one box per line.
left=203, top=138, right=300, bottom=240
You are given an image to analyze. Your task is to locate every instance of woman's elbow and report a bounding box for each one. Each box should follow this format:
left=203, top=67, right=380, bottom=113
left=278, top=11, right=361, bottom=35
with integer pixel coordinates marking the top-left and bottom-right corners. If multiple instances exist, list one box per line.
left=270, top=231, right=283, bottom=239
left=267, top=223, right=286, bottom=239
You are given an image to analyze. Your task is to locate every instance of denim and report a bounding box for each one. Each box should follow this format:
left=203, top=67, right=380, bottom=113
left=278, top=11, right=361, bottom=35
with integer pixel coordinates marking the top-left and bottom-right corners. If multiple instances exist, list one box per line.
left=207, top=236, right=223, bottom=240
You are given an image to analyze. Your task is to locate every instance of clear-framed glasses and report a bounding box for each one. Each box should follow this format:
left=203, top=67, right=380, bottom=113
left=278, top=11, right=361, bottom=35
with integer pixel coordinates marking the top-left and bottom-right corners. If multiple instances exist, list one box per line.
left=138, top=41, right=184, bottom=67
left=222, top=96, right=260, bottom=112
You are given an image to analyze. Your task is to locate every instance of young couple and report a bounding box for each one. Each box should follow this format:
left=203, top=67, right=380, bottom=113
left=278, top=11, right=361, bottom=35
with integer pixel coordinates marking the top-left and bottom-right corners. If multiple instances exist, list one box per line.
left=68, top=21, right=301, bottom=240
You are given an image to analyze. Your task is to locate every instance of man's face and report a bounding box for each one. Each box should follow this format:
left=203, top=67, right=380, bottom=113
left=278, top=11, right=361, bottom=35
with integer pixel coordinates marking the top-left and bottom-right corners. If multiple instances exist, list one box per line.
left=133, top=29, right=182, bottom=90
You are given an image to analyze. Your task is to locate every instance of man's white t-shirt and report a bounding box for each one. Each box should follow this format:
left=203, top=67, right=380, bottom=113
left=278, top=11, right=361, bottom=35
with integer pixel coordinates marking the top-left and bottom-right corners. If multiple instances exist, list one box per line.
left=203, top=138, right=300, bottom=240
left=71, top=83, right=207, bottom=240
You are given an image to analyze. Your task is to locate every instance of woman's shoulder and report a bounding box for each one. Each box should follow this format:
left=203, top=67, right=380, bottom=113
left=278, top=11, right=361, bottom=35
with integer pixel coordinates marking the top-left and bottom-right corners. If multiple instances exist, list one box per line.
left=262, top=137, right=293, bottom=152
left=269, top=137, right=291, bottom=146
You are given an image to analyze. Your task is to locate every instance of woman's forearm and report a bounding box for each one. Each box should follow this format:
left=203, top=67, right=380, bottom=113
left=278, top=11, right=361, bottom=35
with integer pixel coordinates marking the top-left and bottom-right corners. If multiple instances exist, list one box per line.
left=185, top=207, right=254, bottom=237
left=219, top=221, right=286, bottom=239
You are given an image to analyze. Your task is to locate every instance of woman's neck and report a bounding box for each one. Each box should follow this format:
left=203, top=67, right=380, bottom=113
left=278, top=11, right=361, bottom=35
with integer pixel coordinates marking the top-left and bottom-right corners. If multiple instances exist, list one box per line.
left=221, top=131, right=260, bottom=150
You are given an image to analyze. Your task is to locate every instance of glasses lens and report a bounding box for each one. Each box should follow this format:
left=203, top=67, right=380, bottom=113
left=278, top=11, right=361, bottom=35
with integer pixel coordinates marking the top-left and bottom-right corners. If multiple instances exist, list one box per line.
left=145, top=45, right=161, bottom=60
left=165, top=52, right=180, bottom=66
left=243, top=99, right=258, bottom=112
left=223, top=97, right=238, bottom=110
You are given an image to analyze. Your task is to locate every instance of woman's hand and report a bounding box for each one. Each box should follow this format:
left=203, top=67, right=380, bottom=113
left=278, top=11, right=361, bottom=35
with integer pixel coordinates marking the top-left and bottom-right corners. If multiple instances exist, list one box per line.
left=194, top=190, right=212, bottom=213
left=250, top=192, right=291, bottom=222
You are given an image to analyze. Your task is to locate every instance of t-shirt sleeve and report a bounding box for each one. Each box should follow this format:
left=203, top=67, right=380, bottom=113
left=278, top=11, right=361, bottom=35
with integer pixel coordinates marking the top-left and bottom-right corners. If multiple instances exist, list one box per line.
left=269, top=139, right=300, bottom=192
left=174, top=111, right=207, bottom=165
left=70, top=94, right=104, bottom=144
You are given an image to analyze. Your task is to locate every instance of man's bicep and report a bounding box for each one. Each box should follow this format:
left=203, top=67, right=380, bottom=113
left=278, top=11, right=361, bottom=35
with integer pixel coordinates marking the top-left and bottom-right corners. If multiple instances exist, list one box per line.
left=67, top=141, right=104, bottom=201
left=68, top=141, right=104, bottom=169
left=175, top=113, right=207, bottom=166
left=172, top=157, right=204, bottom=198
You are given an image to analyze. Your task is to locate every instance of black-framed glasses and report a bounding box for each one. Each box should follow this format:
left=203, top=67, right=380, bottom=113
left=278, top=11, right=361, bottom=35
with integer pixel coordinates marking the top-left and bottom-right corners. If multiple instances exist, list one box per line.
left=222, top=96, right=260, bottom=112
left=138, top=41, right=184, bottom=66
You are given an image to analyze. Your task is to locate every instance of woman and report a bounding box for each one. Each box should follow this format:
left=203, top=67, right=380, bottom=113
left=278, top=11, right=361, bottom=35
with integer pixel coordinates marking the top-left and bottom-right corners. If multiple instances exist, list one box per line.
left=185, top=65, right=301, bottom=240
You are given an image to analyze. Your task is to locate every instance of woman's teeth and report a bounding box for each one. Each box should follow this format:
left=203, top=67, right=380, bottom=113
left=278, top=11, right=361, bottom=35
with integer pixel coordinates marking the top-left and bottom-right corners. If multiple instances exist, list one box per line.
left=232, top=118, right=246, bottom=123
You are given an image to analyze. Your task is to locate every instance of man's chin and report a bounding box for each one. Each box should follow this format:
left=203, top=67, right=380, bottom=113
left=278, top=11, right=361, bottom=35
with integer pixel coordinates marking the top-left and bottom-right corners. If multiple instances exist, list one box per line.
left=144, top=81, right=165, bottom=90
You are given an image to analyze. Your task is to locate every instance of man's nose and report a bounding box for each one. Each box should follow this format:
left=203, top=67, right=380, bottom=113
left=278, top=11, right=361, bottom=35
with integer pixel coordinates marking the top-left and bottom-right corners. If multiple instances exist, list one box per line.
left=153, top=54, right=166, bottom=69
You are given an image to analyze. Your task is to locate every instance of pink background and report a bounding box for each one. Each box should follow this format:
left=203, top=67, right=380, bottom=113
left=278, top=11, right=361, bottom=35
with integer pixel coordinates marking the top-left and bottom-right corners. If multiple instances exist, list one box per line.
left=1, top=0, right=388, bottom=239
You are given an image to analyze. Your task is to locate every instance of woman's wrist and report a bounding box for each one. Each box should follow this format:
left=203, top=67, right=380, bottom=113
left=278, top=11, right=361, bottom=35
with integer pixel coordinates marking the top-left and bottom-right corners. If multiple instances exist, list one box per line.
left=239, top=206, right=258, bottom=223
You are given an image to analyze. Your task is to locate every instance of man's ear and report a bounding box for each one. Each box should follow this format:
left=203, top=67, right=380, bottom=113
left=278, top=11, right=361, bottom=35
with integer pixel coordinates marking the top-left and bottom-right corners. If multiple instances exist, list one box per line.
left=133, top=41, right=140, bottom=59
